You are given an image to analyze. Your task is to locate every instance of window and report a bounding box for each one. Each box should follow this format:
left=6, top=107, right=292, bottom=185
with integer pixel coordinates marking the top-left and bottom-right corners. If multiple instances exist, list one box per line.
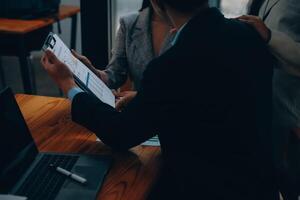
left=109, top=0, right=142, bottom=52
left=113, top=0, right=142, bottom=29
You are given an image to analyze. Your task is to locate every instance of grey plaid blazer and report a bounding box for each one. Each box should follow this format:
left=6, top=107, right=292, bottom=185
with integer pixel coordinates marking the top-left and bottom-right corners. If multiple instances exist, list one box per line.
left=104, top=8, right=173, bottom=91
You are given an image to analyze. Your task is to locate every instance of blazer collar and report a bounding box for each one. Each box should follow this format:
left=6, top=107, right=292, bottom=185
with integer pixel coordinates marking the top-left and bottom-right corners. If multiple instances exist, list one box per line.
left=131, top=8, right=155, bottom=61
left=132, top=7, right=152, bottom=39
left=261, top=0, right=280, bottom=21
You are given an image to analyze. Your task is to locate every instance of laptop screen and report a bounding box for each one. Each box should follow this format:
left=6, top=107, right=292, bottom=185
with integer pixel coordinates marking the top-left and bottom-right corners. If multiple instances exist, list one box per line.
left=0, top=88, right=38, bottom=192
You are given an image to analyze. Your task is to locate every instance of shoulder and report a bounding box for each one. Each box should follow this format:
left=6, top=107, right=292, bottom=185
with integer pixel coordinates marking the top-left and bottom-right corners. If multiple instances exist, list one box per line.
left=223, top=19, right=273, bottom=74
left=224, top=18, right=272, bottom=56
left=119, top=12, right=139, bottom=29
left=218, top=18, right=271, bottom=60
left=119, top=8, right=151, bottom=29
left=222, top=18, right=262, bottom=42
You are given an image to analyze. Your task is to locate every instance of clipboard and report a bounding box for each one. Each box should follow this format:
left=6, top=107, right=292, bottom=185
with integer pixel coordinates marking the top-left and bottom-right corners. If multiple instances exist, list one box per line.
left=42, top=32, right=115, bottom=108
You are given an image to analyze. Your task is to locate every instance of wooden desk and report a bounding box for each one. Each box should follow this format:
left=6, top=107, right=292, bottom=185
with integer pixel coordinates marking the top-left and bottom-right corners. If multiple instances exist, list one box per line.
left=0, top=5, right=80, bottom=35
left=16, top=94, right=162, bottom=200
left=0, top=5, right=80, bottom=94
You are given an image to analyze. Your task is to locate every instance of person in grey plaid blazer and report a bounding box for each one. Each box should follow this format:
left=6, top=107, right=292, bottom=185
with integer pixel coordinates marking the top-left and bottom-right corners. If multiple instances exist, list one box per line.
left=72, top=0, right=173, bottom=110
left=238, top=0, right=300, bottom=198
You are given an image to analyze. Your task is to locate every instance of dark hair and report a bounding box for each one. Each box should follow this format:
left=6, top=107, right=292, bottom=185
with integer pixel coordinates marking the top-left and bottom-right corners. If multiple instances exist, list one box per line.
left=139, top=0, right=151, bottom=11
left=161, top=0, right=208, bottom=12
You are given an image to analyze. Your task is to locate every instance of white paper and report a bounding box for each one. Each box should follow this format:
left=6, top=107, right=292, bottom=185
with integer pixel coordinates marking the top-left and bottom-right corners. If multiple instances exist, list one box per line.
left=142, top=135, right=160, bottom=146
left=47, top=33, right=115, bottom=108
left=0, top=195, right=27, bottom=200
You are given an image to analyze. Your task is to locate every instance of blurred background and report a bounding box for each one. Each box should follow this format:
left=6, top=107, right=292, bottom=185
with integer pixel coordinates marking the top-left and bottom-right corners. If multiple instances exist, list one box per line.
left=0, top=0, right=250, bottom=97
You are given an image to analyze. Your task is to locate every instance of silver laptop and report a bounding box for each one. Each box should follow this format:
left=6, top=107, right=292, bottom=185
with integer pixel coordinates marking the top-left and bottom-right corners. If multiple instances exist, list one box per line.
left=0, top=88, right=112, bottom=200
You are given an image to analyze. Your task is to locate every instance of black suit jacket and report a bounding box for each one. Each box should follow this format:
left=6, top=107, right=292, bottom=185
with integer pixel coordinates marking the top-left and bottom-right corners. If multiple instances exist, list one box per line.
left=72, top=8, right=278, bottom=200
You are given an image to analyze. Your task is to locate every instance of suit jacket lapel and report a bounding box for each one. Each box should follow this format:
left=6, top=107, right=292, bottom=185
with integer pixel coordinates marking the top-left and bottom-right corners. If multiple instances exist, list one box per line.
left=261, top=0, right=280, bottom=21
left=130, top=8, right=154, bottom=63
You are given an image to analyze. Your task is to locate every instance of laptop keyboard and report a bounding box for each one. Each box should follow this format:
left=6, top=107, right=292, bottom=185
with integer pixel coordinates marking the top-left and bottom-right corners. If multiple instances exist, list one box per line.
left=16, top=154, right=79, bottom=200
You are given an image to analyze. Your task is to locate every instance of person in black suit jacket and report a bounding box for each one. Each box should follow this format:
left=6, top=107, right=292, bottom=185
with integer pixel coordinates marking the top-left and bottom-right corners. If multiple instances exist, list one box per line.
left=41, top=0, right=278, bottom=199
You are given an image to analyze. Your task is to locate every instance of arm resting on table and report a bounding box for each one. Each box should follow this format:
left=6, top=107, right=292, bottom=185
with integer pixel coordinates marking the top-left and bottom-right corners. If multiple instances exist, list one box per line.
left=71, top=91, right=162, bottom=150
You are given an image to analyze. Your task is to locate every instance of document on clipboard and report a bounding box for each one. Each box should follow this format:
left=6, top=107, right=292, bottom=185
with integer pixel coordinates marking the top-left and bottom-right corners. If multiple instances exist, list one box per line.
left=42, top=32, right=115, bottom=108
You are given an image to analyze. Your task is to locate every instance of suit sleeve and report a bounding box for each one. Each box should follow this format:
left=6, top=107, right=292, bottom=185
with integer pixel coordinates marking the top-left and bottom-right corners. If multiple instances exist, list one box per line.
left=72, top=59, right=167, bottom=150
left=269, top=29, right=300, bottom=76
left=104, top=17, right=129, bottom=89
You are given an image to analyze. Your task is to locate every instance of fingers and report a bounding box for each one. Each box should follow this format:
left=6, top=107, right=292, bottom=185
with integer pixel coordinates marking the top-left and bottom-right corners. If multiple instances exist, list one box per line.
left=114, top=92, right=128, bottom=110
left=236, top=15, right=260, bottom=21
left=41, top=51, right=61, bottom=72
left=71, top=49, right=78, bottom=56
left=71, top=49, right=96, bottom=70
left=237, top=16, right=259, bottom=27
left=236, top=15, right=262, bottom=26
left=114, top=91, right=137, bottom=111
left=41, top=51, right=66, bottom=74
left=114, top=93, right=122, bottom=98
left=41, top=54, right=46, bottom=65
left=114, top=91, right=127, bottom=98
left=236, top=15, right=251, bottom=20
left=238, top=19, right=256, bottom=25
left=237, top=16, right=270, bottom=42
left=71, top=49, right=89, bottom=64
left=112, top=90, right=117, bottom=96
left=71, top=49, right=84, bottom=60
left=41, top=53, right=52, bottom=69
left=44, top=50, right=58, bottom=64
left=115, top=97, right=127, bottom=111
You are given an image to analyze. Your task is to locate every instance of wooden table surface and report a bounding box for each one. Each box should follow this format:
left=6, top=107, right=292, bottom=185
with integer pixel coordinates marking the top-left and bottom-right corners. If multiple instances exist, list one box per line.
left=0, top=5, right=80, bottom=34
left=16, top=94, right=162, bottom=200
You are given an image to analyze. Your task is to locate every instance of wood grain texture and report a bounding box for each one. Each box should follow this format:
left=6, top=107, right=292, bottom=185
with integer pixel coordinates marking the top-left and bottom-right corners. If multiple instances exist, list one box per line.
left=0, top=5, right=80, bottom=34
left=16, top=94, right=162, bottom=200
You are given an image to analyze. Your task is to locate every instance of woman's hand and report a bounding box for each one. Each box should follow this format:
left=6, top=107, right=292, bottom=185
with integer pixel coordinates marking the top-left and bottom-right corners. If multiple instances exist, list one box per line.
left=41, top=50, right=76, bottom=95
left=115, top=91, right=137, bottom=111
left=237, top=15, right=271, bottom=43
left=71, top=50, right=109, bottom=84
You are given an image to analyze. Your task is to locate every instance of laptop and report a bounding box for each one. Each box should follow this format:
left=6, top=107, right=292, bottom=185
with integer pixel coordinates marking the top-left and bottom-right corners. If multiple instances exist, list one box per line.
left=0, top=88, right=112, bottom=200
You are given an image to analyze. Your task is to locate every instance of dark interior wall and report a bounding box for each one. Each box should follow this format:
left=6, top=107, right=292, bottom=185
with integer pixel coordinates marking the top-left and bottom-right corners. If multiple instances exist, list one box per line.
left=80, top=0, right=109, bottom=69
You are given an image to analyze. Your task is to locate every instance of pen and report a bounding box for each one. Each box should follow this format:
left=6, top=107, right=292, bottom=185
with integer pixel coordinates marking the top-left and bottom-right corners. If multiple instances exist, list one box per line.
left=49, top=164, right=87, bottom=184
